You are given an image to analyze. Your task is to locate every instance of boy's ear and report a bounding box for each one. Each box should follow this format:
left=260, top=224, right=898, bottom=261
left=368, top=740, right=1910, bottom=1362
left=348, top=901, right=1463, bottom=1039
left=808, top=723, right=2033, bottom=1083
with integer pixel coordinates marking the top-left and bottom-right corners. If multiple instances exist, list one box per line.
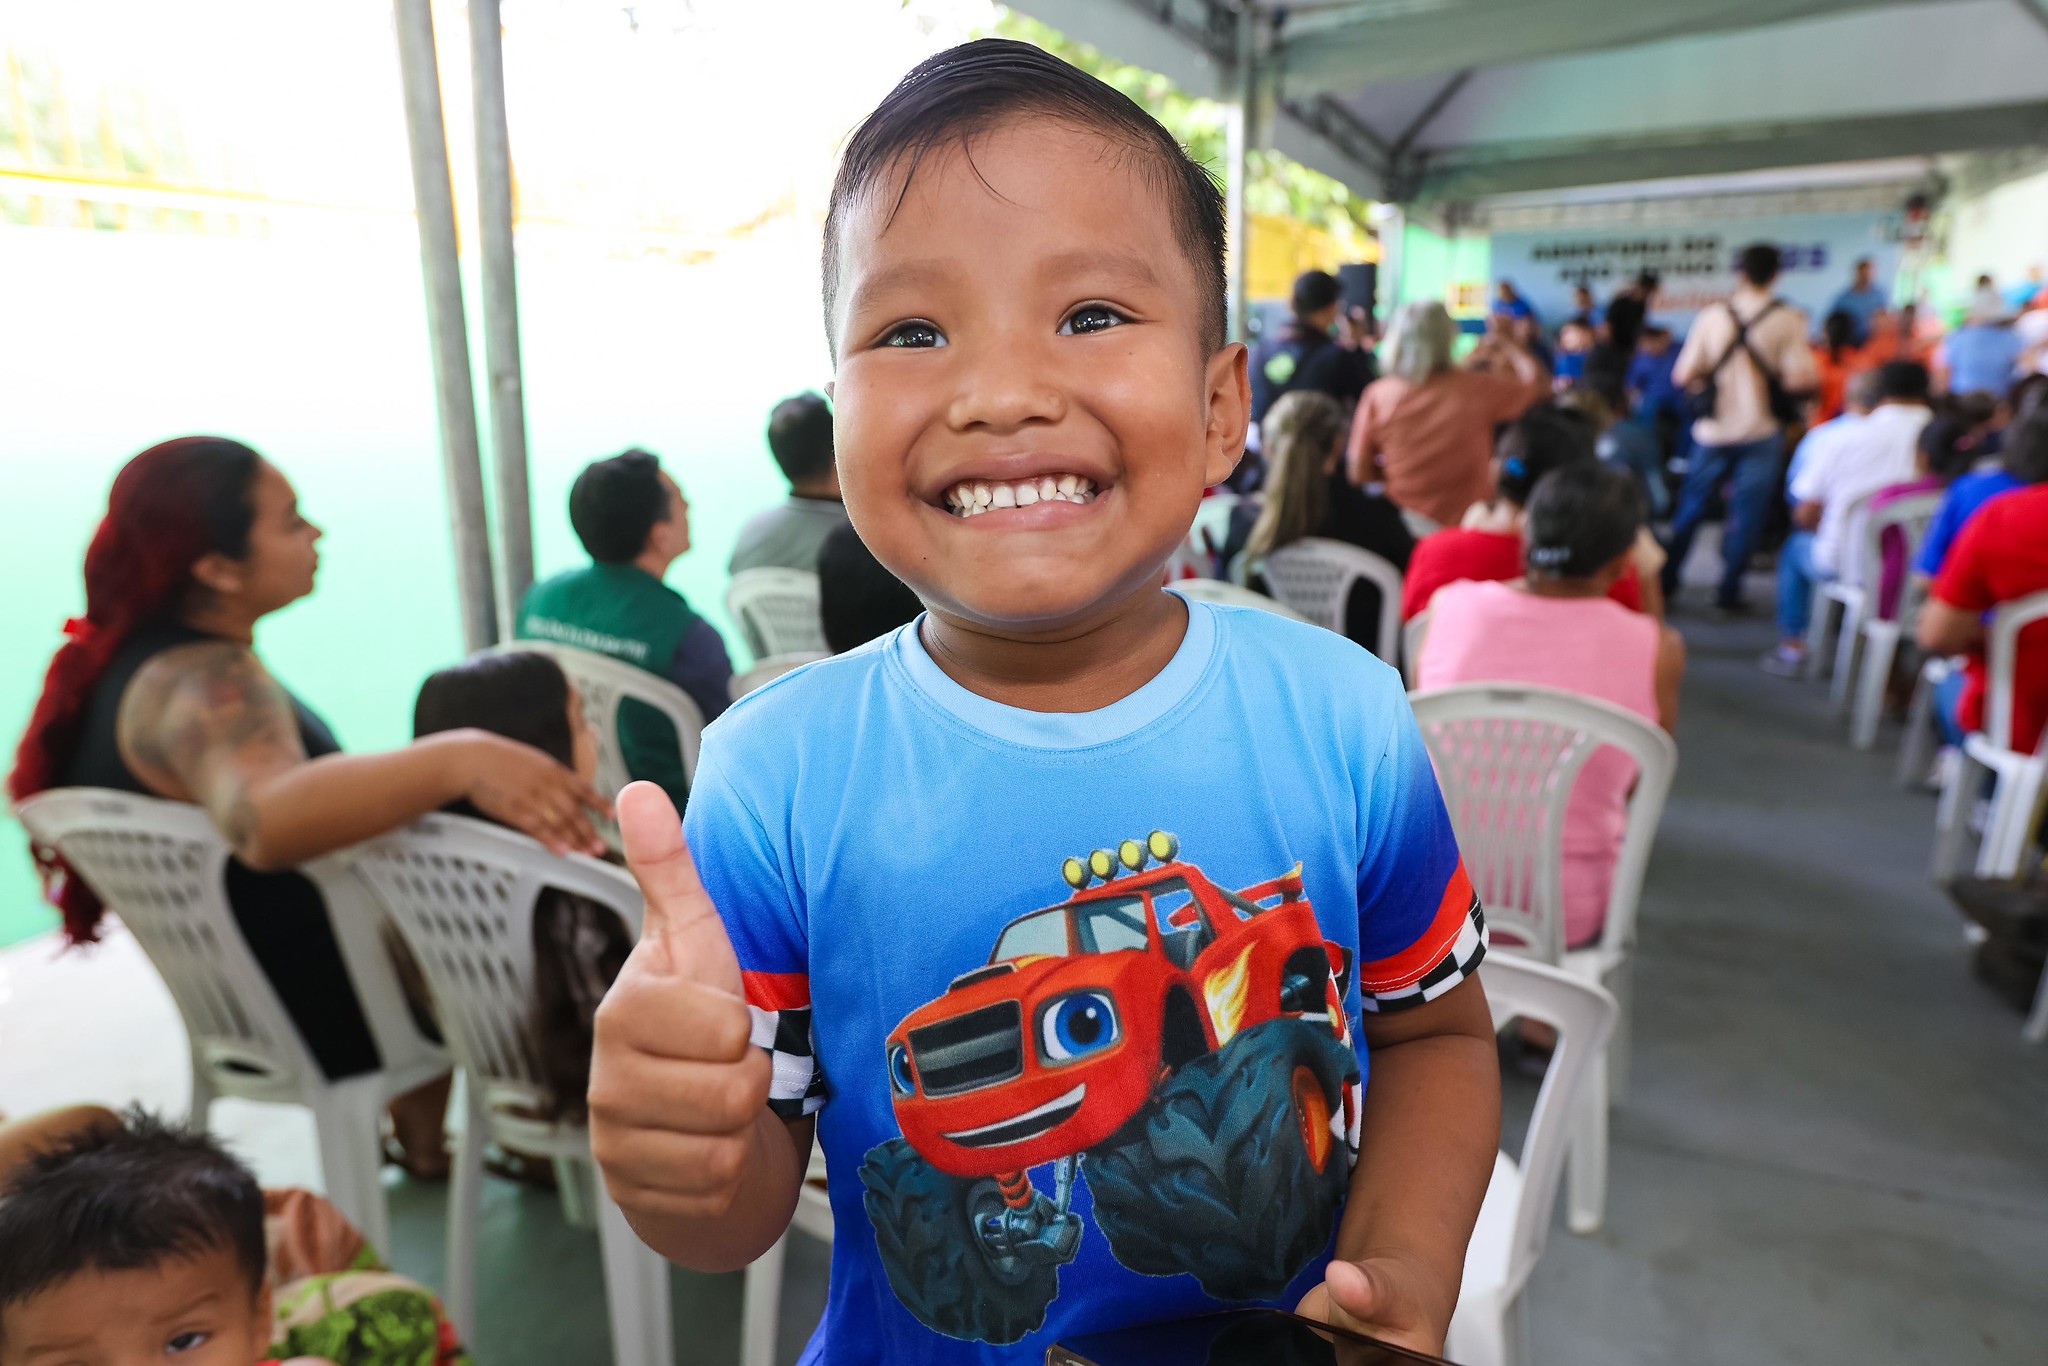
left=1201, top=342, right=1251, bottom=488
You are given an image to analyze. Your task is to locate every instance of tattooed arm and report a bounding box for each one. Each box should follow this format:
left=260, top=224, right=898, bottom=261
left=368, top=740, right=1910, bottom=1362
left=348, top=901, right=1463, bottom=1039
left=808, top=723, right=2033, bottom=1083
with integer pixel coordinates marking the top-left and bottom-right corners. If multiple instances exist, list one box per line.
left=119, top=641, right=610, bottom=869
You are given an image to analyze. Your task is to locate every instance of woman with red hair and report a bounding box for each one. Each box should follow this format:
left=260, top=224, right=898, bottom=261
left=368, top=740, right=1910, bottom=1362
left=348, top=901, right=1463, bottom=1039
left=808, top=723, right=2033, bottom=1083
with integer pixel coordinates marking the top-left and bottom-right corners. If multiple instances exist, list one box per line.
left=10, top=437, right=608, bottom=1173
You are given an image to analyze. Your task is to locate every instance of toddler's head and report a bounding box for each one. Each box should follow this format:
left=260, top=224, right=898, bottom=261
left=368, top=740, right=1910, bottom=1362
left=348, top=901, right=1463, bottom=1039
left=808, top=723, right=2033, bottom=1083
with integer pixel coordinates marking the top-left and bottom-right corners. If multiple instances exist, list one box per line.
left=0, top=1112, right=271, bottom=1366
left=1556, top=320, right=1593, bottom=355
left=821, top=39, right=1245, bottom=635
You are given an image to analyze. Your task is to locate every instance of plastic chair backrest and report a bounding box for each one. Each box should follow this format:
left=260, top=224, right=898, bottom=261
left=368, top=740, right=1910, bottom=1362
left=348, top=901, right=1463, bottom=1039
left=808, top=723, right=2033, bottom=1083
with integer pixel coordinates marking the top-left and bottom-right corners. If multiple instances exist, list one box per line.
left=13, top=788, right=444, bottom=1099
left=732, top=651, right=830, bottom=700
left=1855, top=488, right=1943, bottom=622
left=497, top=641, right=705, bottom=828
left=1408, top=684, right=1677, bottom=961
left=726, top=569, right=826, bottom=659
left=1256, top=538, right=1404, bottom=661
left=1984, top=589, right=2048, bottom=751
left=1478, top=956, right=1617, bottom=1296
left=1831, top=485, right=1884, bottom=589
left=350, top=812, right=643, bottom=1113
left=1169, top=580, right=1311, bottom=622
left=1402, top=610, right=1430, bottom=689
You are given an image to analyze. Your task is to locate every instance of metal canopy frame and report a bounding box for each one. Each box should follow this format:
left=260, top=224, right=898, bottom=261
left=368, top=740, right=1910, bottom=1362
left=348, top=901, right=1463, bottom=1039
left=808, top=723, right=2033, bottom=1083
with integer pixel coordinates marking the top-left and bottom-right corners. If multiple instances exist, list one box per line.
left=1011, top=0, right=2048, bottom=218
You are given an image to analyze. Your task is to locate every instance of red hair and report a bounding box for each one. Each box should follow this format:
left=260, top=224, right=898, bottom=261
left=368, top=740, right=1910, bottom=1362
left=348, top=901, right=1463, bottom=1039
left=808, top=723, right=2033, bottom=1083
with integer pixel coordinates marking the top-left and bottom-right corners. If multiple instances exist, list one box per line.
left=9, top=438, right=262, bottom=943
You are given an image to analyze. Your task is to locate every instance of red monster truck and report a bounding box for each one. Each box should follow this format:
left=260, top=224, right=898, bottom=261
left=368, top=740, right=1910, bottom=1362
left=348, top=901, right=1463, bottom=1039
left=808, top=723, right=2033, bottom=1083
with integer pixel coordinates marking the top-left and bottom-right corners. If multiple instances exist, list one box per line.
left=858, top=832, right=1362, bottom=1345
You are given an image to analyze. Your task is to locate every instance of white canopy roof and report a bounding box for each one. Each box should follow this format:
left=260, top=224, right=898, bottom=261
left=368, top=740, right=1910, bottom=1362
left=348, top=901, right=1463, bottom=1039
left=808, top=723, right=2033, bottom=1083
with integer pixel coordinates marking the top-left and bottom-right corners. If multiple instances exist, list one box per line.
left=1015, top=0, right=2048, bottom=205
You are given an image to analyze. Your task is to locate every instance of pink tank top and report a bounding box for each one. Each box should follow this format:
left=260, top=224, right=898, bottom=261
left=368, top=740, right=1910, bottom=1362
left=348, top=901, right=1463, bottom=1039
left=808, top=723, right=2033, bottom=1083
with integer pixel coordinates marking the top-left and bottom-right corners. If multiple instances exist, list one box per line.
left=1416, top=580, right=1662, bottom=949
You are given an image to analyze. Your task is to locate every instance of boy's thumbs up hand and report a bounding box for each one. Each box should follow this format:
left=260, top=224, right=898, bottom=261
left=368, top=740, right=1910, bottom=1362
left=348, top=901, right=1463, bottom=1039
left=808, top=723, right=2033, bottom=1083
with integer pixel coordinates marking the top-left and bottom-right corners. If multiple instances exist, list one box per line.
left=589, top=783, right=773, bottom=1220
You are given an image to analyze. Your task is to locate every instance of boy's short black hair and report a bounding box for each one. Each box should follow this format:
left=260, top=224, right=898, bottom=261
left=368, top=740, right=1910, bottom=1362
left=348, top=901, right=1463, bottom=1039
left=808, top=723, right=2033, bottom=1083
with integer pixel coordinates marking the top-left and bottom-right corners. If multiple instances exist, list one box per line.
left=2003, top=409, right=2048, bottom=484
left=1524, top=460, right=1645, bottom=581
left=766, top=393, right=835, bottom=489
left=1737, top=243, right=1781, bottom=287
left=821, top=38, right=1227, bottom=357
left=1874, top=360, right=1931, bottom=404
left=0, top=1110, right=265, bottom=1330
left=570, top=448, right=669, bottom=564
left=1496, top=403, right=1598, bottom=507
left=415, top=649, right=574, bottom=770
left=1291, top=270, right=1341, bottom=320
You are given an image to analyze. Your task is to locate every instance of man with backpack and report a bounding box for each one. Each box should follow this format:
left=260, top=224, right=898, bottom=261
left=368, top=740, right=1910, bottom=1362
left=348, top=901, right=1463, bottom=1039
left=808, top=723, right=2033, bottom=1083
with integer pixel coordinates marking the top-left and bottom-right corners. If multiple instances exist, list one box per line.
left=1662, top=243, right=1819, bottom=612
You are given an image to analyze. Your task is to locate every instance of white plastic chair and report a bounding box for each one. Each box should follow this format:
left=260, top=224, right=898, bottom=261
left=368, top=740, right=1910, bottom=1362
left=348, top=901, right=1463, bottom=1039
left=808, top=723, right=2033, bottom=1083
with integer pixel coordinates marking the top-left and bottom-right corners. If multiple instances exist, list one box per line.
left=731, top=651, right=829, bottom=700
left=11, top=789, right=448, bottom=1254
left=1803, top=486, right=1881, bottom=702
left=345, top=813, right=670, bottom=1364
left=1408, top=684, right=1676, bottom=1233
left=1932, top=589, right=2048, bottom=895
left=1896, top=655, right=1959, bottom=789
left=1169, top=579, right=1311, bottom=621
left=503, top=641, right=705, bottom=849
left=1444, top=957, right=1618, bottom=1366
left=1402, top=610, right=1430, bottom=689
left=726, top=568, right=827, bottom=659
left=739, top=1150, right=835, bottom=1366
left=1845, top=491, right=1942, bottom=749
left=1255, top=537, right=1404, bottom=662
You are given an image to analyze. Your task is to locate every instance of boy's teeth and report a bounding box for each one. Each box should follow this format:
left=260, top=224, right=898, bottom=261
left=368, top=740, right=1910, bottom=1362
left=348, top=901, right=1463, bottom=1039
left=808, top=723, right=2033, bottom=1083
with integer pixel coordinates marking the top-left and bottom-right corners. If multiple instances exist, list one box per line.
left=945, top=474, right=1099, bottom=516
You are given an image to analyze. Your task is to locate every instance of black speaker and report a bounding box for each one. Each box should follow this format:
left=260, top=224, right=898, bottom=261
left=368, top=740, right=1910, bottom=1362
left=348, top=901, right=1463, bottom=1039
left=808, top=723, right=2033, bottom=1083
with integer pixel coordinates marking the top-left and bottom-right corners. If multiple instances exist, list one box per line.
left=1337, top=262, right=1377, bottom=317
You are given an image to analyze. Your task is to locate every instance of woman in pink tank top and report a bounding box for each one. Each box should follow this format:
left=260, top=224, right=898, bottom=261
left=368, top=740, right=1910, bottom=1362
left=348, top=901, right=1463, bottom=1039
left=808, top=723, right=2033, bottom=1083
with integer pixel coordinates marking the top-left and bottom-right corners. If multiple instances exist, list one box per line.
left=1417, top=462, right=1685, bottom=948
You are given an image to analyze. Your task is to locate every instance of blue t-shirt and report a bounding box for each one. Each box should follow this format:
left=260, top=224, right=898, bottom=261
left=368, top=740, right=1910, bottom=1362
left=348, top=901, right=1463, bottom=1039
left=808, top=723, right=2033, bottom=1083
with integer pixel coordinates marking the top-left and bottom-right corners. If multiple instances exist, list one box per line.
left=1827, top=285, right=1889, bottom=343
left=1942, top=325, right=2023, bottom=397
left=686, top=596, right=1485, bottom=1364
left=1917, top=467, right=2025, bottom=576
left=1626, top=349, right=1680, bottom=418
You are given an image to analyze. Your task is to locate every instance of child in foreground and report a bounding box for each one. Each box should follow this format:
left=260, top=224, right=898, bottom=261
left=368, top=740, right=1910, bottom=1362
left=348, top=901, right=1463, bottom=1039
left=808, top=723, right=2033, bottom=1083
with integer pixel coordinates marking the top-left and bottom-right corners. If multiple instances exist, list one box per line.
left=589, top=39, right=1500, bottom=1363
left=0, top=1111, right=291, bottom=1366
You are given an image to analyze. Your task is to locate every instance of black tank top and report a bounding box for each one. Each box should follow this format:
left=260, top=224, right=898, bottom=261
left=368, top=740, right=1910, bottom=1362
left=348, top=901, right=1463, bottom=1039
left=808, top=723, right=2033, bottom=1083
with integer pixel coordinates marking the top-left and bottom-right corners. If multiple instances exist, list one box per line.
left=59, top=618, right=339, bottom=790
left=58, top=618, right=377, bottom=1080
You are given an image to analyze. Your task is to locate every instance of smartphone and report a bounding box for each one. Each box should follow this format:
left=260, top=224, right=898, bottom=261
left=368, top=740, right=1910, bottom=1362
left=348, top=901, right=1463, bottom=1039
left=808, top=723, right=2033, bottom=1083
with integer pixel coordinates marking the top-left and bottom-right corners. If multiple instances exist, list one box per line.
left=1045, top=1309, right=1455, bottom=1366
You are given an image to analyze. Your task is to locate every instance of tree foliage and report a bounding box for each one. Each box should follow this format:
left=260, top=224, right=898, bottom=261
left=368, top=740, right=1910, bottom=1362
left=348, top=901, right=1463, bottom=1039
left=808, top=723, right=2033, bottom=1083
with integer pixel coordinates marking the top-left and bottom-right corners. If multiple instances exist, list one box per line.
left=988, top=10, right=1376, bottom=245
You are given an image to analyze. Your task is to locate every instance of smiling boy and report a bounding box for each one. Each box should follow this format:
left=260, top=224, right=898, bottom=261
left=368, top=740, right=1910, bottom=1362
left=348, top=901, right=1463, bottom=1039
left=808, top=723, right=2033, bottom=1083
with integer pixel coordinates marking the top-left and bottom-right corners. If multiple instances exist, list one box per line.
left=589, top=39, right=1500, bottom=1362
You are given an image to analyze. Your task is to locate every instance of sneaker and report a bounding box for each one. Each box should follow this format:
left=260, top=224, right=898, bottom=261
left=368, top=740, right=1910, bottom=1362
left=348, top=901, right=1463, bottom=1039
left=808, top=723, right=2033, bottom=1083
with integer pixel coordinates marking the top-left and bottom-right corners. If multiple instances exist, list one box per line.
left=1759, top=645, right=1805, bottom=677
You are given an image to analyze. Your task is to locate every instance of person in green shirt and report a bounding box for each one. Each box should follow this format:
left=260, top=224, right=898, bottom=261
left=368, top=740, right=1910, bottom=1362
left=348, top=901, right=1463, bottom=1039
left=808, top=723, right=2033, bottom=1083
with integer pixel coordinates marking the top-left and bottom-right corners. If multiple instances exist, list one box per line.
left=519, top=449, right=732, bottom=809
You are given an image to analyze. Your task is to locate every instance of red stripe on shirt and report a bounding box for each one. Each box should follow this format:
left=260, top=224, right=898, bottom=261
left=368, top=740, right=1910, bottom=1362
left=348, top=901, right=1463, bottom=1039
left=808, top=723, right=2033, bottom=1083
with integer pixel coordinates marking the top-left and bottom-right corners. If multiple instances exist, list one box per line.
left=742, top=970, right=811, bottom=1012
left=1357, top=861, right=1475, bottom=992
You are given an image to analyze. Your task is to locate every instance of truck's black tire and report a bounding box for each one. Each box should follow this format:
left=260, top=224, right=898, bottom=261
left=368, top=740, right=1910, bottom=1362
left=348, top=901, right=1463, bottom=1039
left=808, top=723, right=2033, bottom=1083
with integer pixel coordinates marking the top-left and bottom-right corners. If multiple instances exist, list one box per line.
left=1085, top=1018, right=1358, bottom=1300
left=859, top=1138, right=1060, bottom=1344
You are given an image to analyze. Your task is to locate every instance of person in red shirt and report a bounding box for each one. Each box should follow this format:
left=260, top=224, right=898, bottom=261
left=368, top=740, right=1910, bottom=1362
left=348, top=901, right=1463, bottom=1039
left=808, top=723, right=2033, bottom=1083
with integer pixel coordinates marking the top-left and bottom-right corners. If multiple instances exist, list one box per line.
left=1919, top=410, right=2048, bottom=755
left=1403, top=405, right=1655, bottom=621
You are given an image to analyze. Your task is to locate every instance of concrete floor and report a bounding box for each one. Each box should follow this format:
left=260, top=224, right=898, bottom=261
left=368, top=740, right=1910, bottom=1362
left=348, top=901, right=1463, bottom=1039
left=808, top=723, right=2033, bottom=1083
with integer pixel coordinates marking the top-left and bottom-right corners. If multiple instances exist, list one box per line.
left=3, top=599, right=2045, bottom=1365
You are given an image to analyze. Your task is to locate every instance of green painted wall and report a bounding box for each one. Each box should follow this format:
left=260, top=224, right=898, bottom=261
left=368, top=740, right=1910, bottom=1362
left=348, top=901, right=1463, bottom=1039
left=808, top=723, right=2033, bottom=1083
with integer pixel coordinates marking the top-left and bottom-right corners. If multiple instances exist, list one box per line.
left=1, top=225, right=827, bottom=946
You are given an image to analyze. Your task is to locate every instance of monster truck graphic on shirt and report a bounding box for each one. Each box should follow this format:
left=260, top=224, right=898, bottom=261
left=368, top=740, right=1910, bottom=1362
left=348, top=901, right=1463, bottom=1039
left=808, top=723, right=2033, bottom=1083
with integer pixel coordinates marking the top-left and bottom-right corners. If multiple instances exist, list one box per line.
left=857, top=832, right=1364, bottom=1345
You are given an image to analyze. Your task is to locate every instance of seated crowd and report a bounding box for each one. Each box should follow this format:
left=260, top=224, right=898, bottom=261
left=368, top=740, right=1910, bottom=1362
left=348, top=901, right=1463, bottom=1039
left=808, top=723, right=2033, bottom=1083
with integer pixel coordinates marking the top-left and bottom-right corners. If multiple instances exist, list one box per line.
left=6, top=228, right=2046, bottom=1364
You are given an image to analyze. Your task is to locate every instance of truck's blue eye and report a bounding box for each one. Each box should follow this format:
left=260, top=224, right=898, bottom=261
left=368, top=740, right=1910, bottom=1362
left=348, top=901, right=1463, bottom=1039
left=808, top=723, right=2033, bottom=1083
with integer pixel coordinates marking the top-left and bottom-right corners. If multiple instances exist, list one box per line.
left=888, top=1044, right=916, bottom=1096
left=1039, top=992, right=1120, bottom=1062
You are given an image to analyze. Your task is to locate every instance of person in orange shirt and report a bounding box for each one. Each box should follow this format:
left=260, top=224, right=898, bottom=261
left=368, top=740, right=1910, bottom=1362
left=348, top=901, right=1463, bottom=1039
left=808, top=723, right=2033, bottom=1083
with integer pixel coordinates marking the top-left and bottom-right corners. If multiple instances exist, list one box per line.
left=1810, top=310, right=1868, bottom=425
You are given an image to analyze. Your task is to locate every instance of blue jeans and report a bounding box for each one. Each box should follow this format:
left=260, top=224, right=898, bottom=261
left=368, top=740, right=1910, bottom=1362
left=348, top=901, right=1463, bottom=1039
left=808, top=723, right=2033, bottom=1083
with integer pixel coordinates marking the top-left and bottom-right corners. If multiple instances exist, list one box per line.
left=1934, top=662, right=1970, bottom=747
left=1662, top=432, right=1784, bottom=607
left=1775, top=529, right=1831, bottom=640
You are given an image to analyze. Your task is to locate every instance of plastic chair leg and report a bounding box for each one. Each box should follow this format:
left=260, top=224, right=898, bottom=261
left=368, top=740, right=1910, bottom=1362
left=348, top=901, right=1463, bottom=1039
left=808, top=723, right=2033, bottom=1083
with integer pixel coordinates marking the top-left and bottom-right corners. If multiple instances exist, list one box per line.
left=1804, top=597, right=1839, bottom=681
left=1930, top=748, right=1977, bottom=882
left=2025, top=961, right=2048, bottom=1044
left=1566, top=1049, right=1609, bottom=1235
left=1444, top=1288, right=1516, bottom=1366
left=1896, top=663, right=1940, bottom=787
left=557, top=1156, right=599, bottom=1229
left=597, top=1192, right=674, bottom=1366
left=1603, top=958, right=1633, bottom=1106
left=1978, top=763, right=2046, bottom=880
left=1829, top=605, right=1862, bottom=711
left=1851, top=626, right=1899, bottom=750
left=312, top=1077, right=391, bottom=1256
left=741, top=1231, right=790, bottom=1366
left=444, top=1072, right=487, bottom=1345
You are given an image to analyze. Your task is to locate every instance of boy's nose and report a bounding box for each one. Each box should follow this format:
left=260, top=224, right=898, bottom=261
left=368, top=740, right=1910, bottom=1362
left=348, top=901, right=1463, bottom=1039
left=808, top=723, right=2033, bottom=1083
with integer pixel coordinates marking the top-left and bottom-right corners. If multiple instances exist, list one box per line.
left=945, top=345, right=1068, bottom=433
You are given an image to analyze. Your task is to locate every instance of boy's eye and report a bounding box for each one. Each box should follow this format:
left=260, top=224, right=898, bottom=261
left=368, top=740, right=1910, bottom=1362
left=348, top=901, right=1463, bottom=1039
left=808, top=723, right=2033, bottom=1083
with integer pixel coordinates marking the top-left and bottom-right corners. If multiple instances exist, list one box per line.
left=1060, top=304, right=1128, bottom=336
left=881, top=320, right=945, bottom=349
left=166, top=1330, right=210, bottom=1354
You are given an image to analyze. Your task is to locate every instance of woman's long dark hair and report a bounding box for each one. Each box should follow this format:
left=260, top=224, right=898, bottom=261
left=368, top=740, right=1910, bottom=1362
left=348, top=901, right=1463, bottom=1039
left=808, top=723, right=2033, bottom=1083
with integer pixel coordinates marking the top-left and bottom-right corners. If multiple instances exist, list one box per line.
left=9, top=438, right=263, bottom=943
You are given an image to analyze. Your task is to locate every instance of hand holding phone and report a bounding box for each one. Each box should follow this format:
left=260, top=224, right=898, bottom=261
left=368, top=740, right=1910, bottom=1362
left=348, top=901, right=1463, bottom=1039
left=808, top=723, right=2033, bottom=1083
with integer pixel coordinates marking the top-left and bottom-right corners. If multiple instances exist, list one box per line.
left=1295, top=1255, right=1450, bottom=1359
left=1046, top=1309, right=1455, bottom=1366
